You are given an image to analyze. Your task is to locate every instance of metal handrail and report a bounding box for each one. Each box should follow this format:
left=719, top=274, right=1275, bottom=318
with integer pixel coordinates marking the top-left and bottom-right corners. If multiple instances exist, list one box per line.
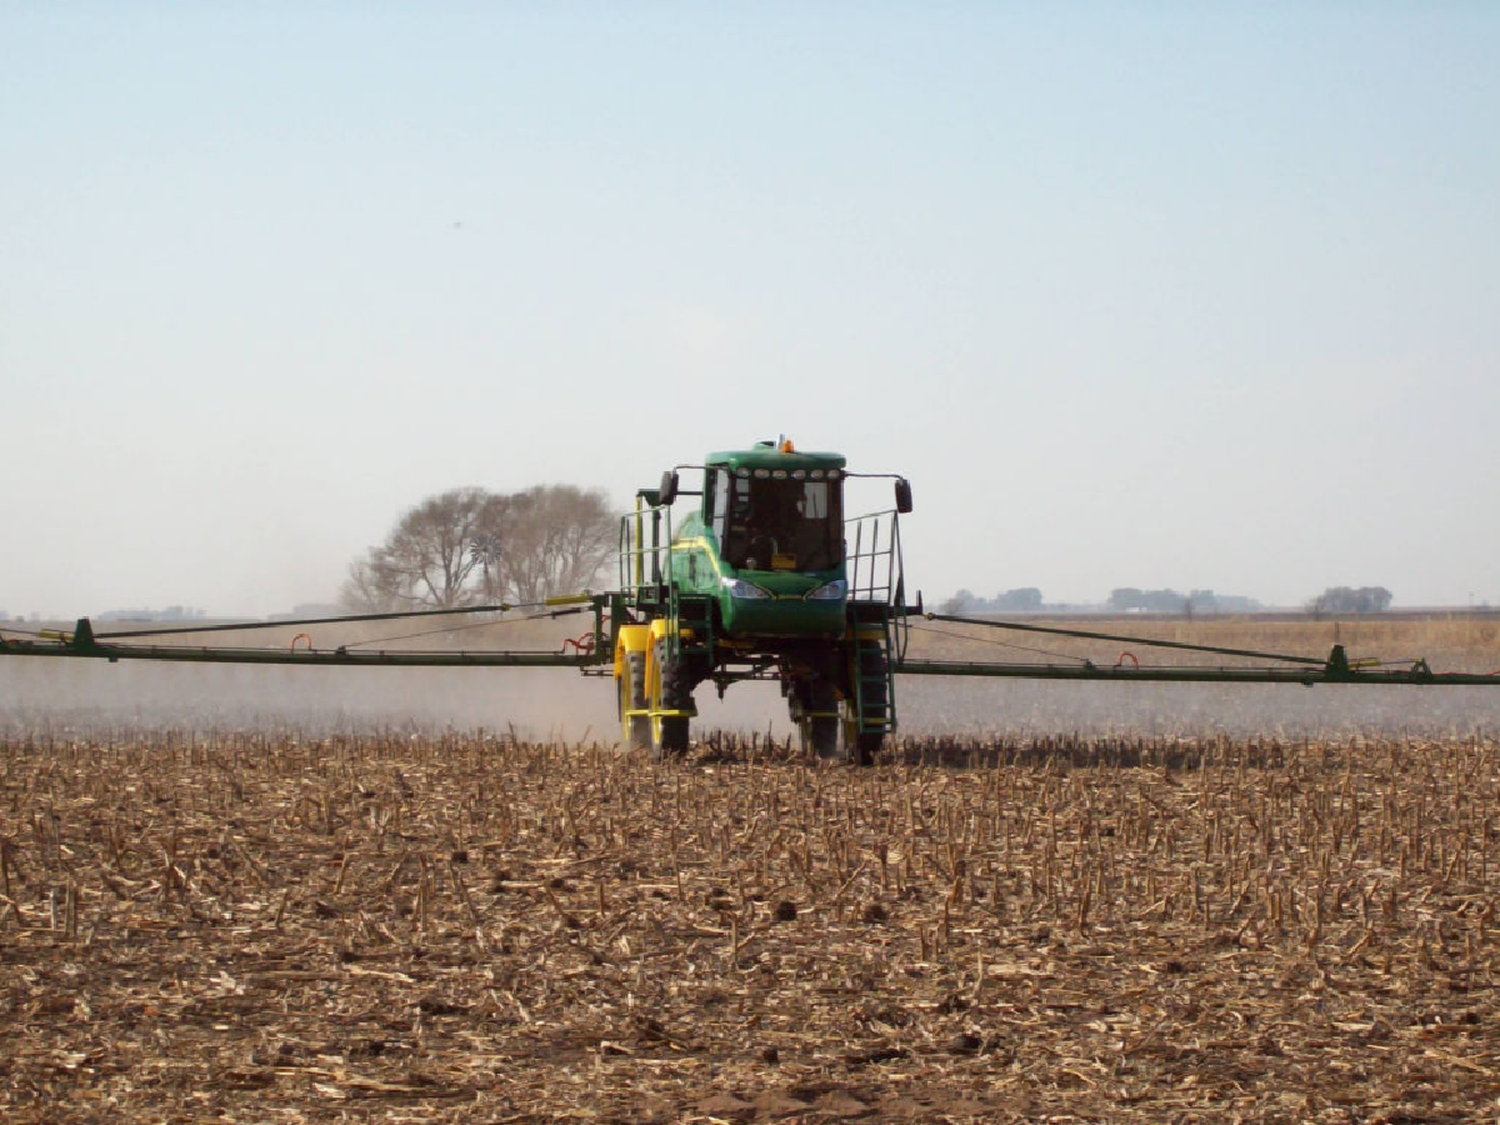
left=846, top=508, right=902, bottom=604
left=618, top=500, right=673, bottom=600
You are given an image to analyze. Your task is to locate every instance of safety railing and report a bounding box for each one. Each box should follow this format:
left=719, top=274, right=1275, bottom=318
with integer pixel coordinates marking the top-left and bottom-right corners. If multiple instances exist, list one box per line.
left=845, top=509, right=904, bottom=605
left=845, top=508, right=909, bottom=661
left=618, top=498, right=673, bottom=605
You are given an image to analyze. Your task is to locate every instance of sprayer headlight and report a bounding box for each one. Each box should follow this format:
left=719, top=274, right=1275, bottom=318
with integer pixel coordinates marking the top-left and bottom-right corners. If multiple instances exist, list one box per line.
left=805, top=579, right=847, bottom=602
left=721, top=577, right=772, bottom=600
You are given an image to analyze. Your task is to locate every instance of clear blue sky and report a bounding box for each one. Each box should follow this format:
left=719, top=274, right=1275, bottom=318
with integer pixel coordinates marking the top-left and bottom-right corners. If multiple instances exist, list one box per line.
left=3, top=3, right=1497, bottom=617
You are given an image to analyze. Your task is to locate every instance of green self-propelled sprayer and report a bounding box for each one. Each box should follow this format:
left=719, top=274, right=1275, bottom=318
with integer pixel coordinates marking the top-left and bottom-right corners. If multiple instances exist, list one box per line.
left=5, top=437, right=1499, bottom=762
left=616, top=438, right=913, bottom=763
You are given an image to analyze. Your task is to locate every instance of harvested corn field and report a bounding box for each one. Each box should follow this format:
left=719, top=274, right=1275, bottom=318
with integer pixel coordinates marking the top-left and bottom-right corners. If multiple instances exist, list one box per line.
left=3, top=729, right=1500, bottom=1123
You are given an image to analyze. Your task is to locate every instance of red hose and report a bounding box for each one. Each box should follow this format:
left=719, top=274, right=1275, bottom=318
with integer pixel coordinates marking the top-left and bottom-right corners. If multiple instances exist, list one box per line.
left=561, top=632, right=595, bottom=654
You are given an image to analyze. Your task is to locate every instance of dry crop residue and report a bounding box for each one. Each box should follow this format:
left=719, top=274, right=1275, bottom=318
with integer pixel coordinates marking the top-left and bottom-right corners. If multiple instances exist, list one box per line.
left=2, top=729, right=1498, bottom=1122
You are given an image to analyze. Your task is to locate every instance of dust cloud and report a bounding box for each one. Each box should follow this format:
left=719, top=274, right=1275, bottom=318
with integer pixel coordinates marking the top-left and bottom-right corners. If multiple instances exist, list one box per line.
left=0, top=659, right=832, bottom=742
left=895, top=675, right=1500, bottom=740
left=6, top=658, right=1498, bottom=742
left=0, top=659, right=618, bottom=740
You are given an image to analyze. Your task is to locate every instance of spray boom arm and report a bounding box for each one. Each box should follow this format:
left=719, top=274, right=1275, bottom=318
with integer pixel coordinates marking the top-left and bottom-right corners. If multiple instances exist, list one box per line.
left=5, top=603, right=1497, bottom=688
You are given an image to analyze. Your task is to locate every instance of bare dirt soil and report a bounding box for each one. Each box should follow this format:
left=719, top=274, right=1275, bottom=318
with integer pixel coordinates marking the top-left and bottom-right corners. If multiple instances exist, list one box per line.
left=3, top=729, right=1499, bottom=1123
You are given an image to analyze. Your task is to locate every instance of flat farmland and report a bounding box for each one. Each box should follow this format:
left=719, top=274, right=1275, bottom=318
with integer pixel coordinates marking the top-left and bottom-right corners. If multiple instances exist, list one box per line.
left=4, top=727, right=1500, bottom=1123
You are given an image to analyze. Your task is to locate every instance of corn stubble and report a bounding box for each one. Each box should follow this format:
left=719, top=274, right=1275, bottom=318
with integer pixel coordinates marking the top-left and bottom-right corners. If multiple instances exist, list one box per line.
left=2, top=727, right=1499, bottom=1123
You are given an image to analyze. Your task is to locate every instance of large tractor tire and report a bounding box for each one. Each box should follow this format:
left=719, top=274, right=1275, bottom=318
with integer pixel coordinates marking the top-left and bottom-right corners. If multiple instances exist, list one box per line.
left=650, top=638, right=692, bottom=760
left=619, top=651, right=649, bottom=750
left=789, top=677, right=841, bottom=760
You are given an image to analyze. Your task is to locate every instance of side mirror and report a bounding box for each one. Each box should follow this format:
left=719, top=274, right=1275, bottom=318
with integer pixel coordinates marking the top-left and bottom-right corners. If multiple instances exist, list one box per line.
left=659, top=470, right=679, bottom=506
left=894, top=478, right=913, bottom=514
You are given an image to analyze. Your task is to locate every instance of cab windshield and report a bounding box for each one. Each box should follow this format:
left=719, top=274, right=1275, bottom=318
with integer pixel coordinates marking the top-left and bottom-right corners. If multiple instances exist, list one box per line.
left=712, top=471, right=842, bottom=572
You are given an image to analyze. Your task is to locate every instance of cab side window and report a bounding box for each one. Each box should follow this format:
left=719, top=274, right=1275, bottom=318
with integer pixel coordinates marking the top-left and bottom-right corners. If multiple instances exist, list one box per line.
left=711, top=469, right=731, bottom=544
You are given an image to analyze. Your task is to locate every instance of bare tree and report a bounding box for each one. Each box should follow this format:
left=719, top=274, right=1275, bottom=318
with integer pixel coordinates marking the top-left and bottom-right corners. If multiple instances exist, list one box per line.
left=342, top=484, right=615, bottom=613
left=340, top=557, right=395, bottom=613
left=491, top=485, right=615, bottom=602
left=341, top=488, right=505, bottom=612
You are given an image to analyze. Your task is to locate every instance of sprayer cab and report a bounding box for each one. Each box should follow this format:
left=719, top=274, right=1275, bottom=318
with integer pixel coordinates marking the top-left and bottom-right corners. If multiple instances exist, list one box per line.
left=661, top=442, right=850, bottom=636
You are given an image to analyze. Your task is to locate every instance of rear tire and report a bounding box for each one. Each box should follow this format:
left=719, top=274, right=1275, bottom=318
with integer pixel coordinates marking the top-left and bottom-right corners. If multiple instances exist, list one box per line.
left=851, top=729, right=882, bottom=767
left=650, top=639, right=692, bottom=759
left=811, top=716, right=842, bottom=759
left=843, top=644, right=887, bottom=767
left=790, top=677, right=841, bottom=759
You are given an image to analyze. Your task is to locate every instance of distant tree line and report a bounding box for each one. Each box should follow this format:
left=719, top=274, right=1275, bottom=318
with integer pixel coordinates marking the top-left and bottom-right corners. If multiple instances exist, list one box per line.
left=1104, top=588, right=1259, bottom=614
left=945, top=587, right=1268, bottom=616
left=1306, top=586, right=1393, bottom=616
left=939, top=587, right=1263, bottom=615
left=940, top=582, right=1398, bottom=617
left=1108, top=588, right=1264, bottom=615
left=939, top=587, right=1044, bottom=615
left=1108, top=587, right=1188, bottom=614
